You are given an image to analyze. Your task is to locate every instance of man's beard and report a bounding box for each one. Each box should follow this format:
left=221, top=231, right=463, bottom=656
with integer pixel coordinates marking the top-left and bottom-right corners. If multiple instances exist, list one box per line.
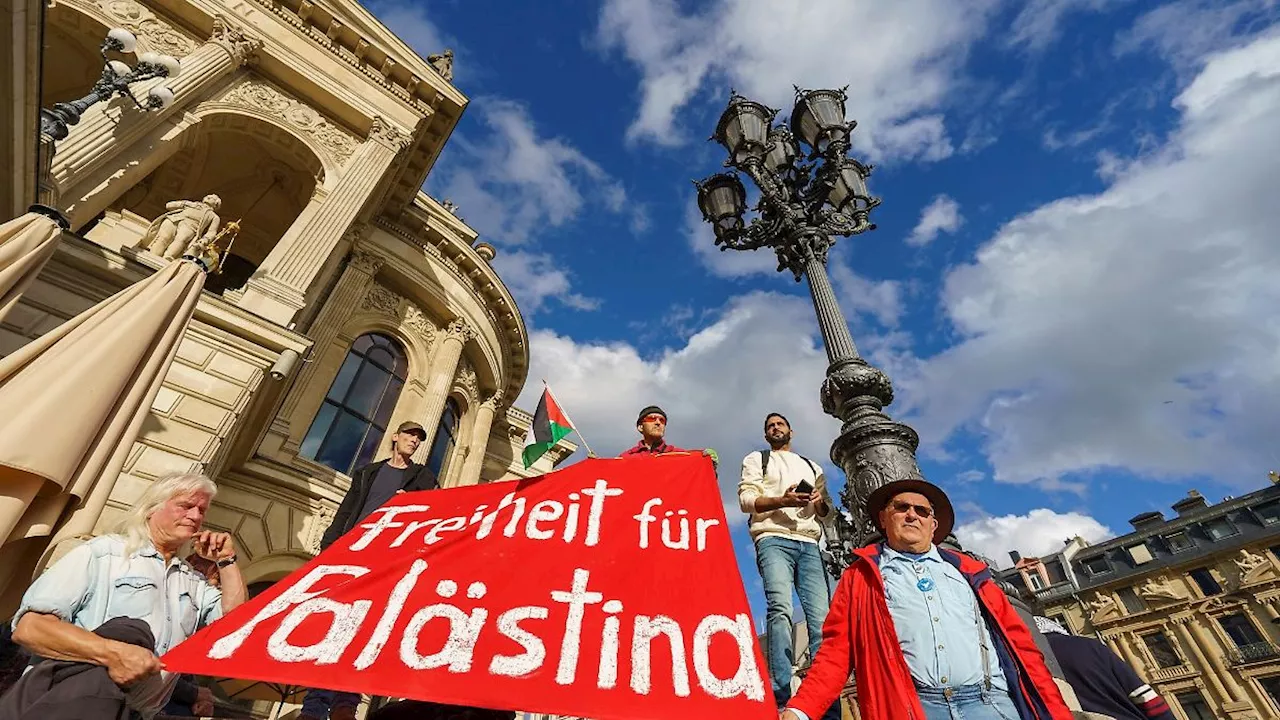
left=767, top=433, right=791, bottom=449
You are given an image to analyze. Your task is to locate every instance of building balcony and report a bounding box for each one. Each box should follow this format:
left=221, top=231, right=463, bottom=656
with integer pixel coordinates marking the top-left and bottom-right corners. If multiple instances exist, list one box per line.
left=1227, top=641, right=1280, bottom=665
left=1033, top=582, right=1078, bottom=604
left=1148, top=664, right=1199, bottom=683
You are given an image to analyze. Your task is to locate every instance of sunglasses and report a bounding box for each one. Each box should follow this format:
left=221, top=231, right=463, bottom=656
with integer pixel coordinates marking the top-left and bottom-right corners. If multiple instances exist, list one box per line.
left=890, top=500, right=934, bottom=518
left=641, top=415, right=666, bottom=424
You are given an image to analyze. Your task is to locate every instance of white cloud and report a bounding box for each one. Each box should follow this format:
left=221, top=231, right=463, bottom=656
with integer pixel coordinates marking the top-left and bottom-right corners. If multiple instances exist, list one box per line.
left=595, top=0, right=999, bottom=161
left=430, top=99, right=641, bottom=312
left=906, top=195, right=964, bottom=247
left=1007, top=0, right=1129, bottom=53
left=896, top=33, right=1280, bottom=488
left=1115, top=0, right=1280, bottom=73
left=491, top=251, right=600, bottom=313
left=956, top=509, right=1115, bottom=569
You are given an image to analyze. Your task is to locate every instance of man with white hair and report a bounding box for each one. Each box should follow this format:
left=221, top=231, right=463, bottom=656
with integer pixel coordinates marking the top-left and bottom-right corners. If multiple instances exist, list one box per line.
left=8, top=472, right=245, bottom=718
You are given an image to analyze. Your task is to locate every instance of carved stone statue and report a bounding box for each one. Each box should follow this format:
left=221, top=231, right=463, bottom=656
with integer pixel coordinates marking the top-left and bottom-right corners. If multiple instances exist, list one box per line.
left=427, top=48, right=454, bottom=81
left=1235, top=549, right=1273, bottom=584
left=143, top=194, right=222, bottom=260
left=1088, top=592, right=1121, bottom=623
left=1137, top=575, right=1186, bottom=603
left=441, top=199, right=459, bottom=213
left=182, top=219, right=239, bottom=273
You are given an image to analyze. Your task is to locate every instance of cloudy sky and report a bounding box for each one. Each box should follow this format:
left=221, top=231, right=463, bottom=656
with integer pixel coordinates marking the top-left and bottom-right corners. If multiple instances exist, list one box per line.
left=370, top=0, right=1280, bottom=618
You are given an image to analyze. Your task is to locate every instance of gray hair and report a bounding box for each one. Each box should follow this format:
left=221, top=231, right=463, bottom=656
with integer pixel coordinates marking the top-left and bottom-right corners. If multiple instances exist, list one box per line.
left=111, top=472, right=217, bottom=557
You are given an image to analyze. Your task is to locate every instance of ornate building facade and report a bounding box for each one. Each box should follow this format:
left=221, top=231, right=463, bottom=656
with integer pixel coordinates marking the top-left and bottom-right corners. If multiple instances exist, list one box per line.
left=1001, top=477, right=1280, bottom=720
left=0, top=0, right=573, bottom=620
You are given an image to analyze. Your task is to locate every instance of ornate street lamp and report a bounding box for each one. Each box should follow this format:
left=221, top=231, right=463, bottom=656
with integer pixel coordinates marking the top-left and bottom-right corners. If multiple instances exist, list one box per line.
left=695, top=87, right=925, bottom=572
left=40, top=27, right=181, bottom=141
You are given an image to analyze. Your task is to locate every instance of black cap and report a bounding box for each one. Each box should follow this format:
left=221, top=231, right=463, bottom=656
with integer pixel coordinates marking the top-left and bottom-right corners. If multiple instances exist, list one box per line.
left=636, top=405, right=667, bottom=424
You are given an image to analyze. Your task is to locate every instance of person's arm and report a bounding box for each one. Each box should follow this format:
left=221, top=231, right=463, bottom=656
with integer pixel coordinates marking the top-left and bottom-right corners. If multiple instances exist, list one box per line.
left=1104, top=643, right=1176, bottom=720
left=782, top=569, right=855, bottom=720
left=12, top=613, right=162, bottom=686
left=193, top=532, right=246, bottom=616
left=171, top=675, right=199, bottom=706
left=982, top=586, right=1073, bottom=719
left=813, top=471, right=831, bottom=518
left=320, top=473, right=366, bottom=551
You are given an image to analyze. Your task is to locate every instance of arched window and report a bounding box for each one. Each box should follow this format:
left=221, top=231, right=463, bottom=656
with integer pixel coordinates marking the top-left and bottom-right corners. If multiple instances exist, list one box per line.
left=301, top=333, right=407, bottom=475
left=425, top=397, right=461, bottom=480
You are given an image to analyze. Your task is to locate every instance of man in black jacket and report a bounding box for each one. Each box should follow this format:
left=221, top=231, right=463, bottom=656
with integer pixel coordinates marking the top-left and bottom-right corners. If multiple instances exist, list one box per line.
left=301, top=420, right=435, bottom=720
left=1035, top=615, right=1176, bottom=720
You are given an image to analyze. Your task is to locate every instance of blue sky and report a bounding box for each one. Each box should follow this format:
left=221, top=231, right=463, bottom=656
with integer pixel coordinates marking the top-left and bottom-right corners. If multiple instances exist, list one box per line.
left=369, top=0, right=1280, bottom=618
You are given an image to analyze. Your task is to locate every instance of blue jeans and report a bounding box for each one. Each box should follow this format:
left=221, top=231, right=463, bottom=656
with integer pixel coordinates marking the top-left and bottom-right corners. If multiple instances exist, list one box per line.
left=300, top=688, right=360, bottom=718
left=917, top=684, right=1019, bottom=720
left=756, top=536, right=840, bottom=720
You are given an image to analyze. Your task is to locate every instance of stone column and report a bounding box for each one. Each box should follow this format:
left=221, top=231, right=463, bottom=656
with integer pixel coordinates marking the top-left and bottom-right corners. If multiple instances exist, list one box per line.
left=1119, top=632, right=1151, bottom=676
left=1186, top=617, right=1245, bottom=704
left=276, top=242, right=383, bottom=453
left=54, top=18, right=260, bottom=222
left=1173, top=618, right=1231, bottom=705
left=1260, top=599, right=1280, bottom=623
left=452, top=391, right=503, bottom=488
left=240, top=117, right=409, bottom=325
left=410, top=319, right=473, bottom=464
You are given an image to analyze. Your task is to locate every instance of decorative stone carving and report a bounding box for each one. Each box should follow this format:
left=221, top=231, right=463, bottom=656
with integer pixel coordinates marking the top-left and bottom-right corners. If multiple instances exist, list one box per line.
left=456, top=359, right=478, bottom=402
left=1235, top=549, right=1275, bottom=585
left=445, top=318, right=476, bottom=342
left=221, top=79, right=358, bottom=166
left=368, top=115, right=410, bottom=150
left=1137, top=575, right=1187, bottom=604
left=209, top=14, right=261, bottom=65
left=304, top=505, right=334, bottom=555
left=481, top=390, right=506, bottom=412
left=404, top=304, right=436, bottom=343
left=1089, top=592, right=1122, bottom=624
left=142, top=194, right=222, bottom=260
left=361, top=284, right=401, bottom=316
left=426, top=49, right=454, bottom=81
left=348, top=248, right=382, bottom=275
left=95, top=0, right=198, bottom=56
left=441, top=199, right=459, bottom=214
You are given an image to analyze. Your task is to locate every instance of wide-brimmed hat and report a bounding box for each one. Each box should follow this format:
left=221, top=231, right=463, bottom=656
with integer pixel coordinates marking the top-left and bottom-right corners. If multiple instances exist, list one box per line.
left=866, top=479, right=954, bottom=545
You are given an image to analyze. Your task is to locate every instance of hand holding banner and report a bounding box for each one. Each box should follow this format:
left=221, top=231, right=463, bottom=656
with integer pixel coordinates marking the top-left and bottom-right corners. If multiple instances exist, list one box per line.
left=163, top=454, right=775, bottom=720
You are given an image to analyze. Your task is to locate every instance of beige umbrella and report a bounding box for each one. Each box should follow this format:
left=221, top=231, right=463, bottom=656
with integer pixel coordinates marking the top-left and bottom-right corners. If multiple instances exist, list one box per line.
left=0, top=223, right=235, bottom=609
left=0, top=205, right=69, bottom=322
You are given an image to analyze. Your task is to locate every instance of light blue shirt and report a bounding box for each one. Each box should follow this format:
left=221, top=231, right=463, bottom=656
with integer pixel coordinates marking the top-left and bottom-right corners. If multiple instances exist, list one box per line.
left=878, top=544, right=1005, bottom=691
left=14, top=535, right=223, bottom=717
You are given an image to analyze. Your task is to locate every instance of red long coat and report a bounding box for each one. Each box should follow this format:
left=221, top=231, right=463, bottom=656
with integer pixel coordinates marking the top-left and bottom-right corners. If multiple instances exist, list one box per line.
left=787, top=544, right=1073, bottom=720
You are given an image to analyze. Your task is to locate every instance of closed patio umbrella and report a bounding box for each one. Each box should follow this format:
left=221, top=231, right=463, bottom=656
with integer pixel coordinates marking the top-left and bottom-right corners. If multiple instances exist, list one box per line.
left=0, top=226, right=232, bottom=613
left=0, top=205, right=68, bottom=322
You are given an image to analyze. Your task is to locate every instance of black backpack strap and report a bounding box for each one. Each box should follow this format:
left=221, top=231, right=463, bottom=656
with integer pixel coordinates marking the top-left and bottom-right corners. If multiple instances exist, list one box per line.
left=759, top=449, right=770, bottom=476
left=800, top=455, right=820, bottom=477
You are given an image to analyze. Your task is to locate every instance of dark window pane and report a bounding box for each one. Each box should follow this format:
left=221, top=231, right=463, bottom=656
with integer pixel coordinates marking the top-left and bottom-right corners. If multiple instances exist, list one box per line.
left=1220, top=613, right=1264, bottom=648
left=306, top=333, right=409, bottom=476
left=1205, top=517, right=1239, bottom=541
left=1190, top=567, right=1221, bottom=596
left=1118, top=587, right=1146, bottom=614
left=1166, top=531, right=1194, bottom=553
left=373, top=377, right=403, bottom=427
left=345, top=364, right=393, bottom=418
left=326, top=355, right=361, bottom=402
left=300, top=402, right=339, bottom=459
left=426, top=399, right=461, bottom=478
left=1255, top=501, right=1280, bottom=525
left=354, top=425, right=384, bottom=471
left=1142, top=632, right=1181, bottom=669
left=1259, top=675, right=1280, bottom=713
left=1082, top=556, right=1109, bottom=575
left=1175, top=691, right=1213, bottom=720
left=1046, top=559, right=1067, bottom=584
left=317, top=411, right=371, bottom=475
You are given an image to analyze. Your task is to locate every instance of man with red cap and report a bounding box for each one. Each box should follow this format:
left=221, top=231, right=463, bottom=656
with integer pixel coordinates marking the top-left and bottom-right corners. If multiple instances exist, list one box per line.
left=780, top=479, right=1072, bottom=720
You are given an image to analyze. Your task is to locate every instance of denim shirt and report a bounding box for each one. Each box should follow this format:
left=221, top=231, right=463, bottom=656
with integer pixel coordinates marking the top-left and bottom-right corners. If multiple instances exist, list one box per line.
left=878, top=544, right=1006, bottom=691
left=14, top=535, right=223, bottom=717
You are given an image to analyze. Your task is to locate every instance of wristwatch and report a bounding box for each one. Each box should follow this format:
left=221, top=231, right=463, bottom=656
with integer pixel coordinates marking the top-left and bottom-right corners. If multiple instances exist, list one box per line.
left=215, top=554, right=238, bottom=568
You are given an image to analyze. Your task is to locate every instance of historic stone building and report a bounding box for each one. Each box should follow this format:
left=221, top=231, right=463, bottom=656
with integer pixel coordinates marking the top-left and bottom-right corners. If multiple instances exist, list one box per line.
left=1001, top=476, right=1280, bottom=720
left=0, top=0, right=574, bottom=622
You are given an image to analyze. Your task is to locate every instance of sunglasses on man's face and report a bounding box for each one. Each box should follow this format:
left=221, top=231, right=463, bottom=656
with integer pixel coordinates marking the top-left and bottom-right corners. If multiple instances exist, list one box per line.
left=890, top=500, right=934, bottom=519
left=641, top=415, right=666, bottom=424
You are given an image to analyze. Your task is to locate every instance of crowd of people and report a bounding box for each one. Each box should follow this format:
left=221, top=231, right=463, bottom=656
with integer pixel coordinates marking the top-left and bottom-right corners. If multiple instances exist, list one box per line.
left=0, top=405, right=1180, bottom=720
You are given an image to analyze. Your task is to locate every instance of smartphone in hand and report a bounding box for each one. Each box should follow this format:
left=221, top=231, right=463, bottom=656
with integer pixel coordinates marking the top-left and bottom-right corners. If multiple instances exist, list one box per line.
left=793, top=479, right=814, bottom=495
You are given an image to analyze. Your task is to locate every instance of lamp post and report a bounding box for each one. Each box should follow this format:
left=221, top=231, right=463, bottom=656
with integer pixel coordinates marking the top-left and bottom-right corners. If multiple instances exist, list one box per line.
left=694, top=88, right=926, bottom=572
left=39, top=27, right=181, bottom=141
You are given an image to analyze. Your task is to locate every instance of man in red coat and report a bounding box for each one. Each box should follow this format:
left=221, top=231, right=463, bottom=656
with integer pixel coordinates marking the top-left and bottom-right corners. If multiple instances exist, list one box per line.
left=781, top=479, right=1072, bottom=720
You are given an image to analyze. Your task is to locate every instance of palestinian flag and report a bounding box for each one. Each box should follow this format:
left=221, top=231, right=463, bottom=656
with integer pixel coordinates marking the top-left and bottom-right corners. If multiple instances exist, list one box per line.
left=522, top=384, right=575, bottom=469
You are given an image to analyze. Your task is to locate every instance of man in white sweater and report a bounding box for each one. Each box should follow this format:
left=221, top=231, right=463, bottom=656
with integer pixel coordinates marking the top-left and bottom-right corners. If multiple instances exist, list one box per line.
left=737, top=413, right=840, bottom=720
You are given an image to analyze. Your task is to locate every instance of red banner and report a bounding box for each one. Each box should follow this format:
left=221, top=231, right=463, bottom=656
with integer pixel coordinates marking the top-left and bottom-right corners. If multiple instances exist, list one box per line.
left=163, top=454, right=774, bottom=720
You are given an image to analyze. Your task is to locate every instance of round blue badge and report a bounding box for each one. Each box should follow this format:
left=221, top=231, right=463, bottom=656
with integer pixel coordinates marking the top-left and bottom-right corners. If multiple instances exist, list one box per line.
left=917, top=577, right=935, bottom=592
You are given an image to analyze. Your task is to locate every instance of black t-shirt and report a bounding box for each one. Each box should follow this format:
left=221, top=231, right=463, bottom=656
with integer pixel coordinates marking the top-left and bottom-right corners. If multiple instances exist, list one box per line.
left=358, top=463, right=407, bottom=520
